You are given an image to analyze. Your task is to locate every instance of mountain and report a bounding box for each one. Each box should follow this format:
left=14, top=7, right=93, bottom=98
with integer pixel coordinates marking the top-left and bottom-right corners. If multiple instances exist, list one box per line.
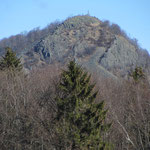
left=0, top=15, right=150, bottom=79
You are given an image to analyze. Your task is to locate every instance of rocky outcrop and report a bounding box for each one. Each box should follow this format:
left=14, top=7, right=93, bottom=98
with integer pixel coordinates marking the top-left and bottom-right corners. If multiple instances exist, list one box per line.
left=4, top=15, right=150, bottom=78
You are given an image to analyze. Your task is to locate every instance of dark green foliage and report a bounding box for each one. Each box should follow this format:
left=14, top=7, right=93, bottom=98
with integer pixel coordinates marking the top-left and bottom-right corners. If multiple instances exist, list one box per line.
left=55, top=61, right=111, bottom=150
left=131, top=67, right=145, bottom=81
left=0, top=47, right=22, bottom=71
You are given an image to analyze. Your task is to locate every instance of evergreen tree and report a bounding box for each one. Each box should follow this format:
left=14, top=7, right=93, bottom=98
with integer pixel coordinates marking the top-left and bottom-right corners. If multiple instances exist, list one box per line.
left=131, top=67, right=145, bottom=82
left=55, top=61, right=111, bottom=150
left=0, top=47, right=22, bottom=71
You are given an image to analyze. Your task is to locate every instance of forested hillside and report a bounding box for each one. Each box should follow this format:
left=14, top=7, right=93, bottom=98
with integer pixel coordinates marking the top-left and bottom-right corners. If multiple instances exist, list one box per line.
left=0, top=56, right=149, bottom=149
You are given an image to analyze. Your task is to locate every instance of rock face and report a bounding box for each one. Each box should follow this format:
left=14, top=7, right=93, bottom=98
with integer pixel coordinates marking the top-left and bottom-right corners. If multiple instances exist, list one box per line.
left=2, top=15, right=150, bottom=78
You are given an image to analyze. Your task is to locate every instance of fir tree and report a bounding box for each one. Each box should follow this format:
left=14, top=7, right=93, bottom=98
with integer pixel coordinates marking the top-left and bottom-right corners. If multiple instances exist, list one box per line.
left=0, top=47, right=22, bottom=71
left=131, top=67, right=145, bottom=82
left=55, top=61, right=111, bottom=150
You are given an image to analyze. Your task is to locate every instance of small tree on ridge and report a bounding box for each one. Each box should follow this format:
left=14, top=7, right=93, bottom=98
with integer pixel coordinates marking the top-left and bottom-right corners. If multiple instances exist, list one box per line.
left=0, top=47, right=22, bottom=72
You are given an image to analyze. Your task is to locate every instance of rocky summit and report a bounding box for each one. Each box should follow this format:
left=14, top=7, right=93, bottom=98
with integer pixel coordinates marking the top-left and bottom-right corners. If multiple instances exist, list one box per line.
left=1, top=15, right=150, bottom=79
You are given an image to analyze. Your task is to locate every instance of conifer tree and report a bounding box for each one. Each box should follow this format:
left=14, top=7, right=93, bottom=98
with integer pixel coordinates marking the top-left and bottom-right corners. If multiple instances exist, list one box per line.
left=55, top=61, right=111, bottom=150
left=0, top=47, right=22, bottom=72
left=131, top=67, right=145, bottom=82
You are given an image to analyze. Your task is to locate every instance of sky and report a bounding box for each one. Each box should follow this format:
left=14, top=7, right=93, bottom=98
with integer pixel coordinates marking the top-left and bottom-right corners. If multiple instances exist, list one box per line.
left=0, top=0, right=150, bottom=53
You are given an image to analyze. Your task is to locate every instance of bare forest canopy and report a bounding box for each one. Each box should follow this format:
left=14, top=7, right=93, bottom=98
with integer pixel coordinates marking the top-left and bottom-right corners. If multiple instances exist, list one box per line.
left=0, top=61, right=150, bottom=149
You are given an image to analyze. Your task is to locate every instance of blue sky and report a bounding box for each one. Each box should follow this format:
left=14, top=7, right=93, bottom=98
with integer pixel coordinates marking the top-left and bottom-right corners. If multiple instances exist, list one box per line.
left=0, top=0, right=150, bottom=53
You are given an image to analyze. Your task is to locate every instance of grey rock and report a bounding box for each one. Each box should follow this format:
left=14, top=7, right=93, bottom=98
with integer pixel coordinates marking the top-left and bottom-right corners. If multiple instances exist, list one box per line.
left=1, top=15, right=150, bottom=79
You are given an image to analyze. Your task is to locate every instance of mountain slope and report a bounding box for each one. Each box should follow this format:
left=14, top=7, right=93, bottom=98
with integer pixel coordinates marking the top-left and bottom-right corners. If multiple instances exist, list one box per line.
left=0, top=15, right=150, bottom=78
